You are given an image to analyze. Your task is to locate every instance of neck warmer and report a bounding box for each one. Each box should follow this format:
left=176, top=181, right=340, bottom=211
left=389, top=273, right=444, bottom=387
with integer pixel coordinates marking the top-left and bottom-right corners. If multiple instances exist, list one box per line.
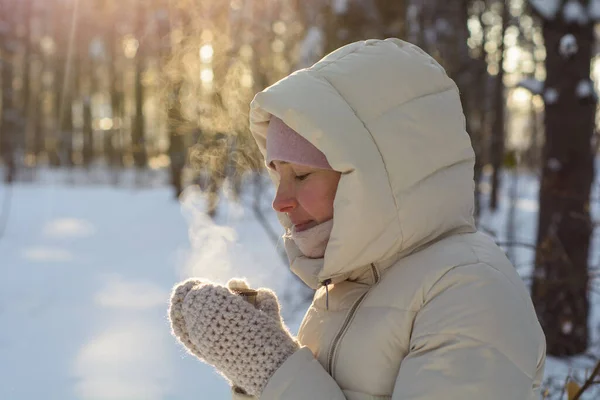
left=286, top=219, right=334, bottom=259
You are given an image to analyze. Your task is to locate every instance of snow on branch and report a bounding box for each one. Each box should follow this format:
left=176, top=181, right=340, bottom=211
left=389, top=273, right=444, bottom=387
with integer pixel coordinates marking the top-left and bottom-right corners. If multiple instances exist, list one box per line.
left=299, top=27, right=324, bottom=68
left=576, top=79, right=598, bottom=100
left=528, top=0, right=561, bottom=20
left=517, top=78, right=545, bottom=95
left=559, top=34, right=578, bottom=58
left=545, top=88, right=559, bottom=104
left=333, top=0, right=348, bottom=14
left=563, top=0, right=589, bottom=25
left=590, top=0, right=600, bottom=21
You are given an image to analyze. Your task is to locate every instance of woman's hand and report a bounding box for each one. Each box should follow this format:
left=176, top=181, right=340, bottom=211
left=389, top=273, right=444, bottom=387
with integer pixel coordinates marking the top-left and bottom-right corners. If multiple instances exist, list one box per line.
left=169, top=278, right=299, bottom=397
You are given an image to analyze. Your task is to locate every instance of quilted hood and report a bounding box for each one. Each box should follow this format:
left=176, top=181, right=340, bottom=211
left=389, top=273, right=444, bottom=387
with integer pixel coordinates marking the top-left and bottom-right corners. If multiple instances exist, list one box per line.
left=249, top=39, right=476, bottom=288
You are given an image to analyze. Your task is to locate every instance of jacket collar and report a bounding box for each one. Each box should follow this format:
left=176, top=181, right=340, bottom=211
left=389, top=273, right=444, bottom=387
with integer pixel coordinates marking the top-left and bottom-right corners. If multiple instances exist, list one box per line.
left=287, top=225, right=476, bottom=290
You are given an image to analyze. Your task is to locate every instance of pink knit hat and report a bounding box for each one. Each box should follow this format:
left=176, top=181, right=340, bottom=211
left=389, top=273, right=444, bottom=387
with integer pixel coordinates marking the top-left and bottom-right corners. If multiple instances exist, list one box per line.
left=266, top=116, right=332, bottom=170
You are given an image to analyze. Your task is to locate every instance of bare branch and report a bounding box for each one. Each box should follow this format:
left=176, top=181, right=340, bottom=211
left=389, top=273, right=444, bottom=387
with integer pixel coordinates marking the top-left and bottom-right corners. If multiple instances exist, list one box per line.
left=573, top=360, right=600, bottom=399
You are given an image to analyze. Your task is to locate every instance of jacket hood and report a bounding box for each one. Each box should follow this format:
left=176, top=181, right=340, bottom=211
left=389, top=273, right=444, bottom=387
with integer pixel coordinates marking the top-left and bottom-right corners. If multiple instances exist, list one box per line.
left=249, top=39, right=476, bottom=289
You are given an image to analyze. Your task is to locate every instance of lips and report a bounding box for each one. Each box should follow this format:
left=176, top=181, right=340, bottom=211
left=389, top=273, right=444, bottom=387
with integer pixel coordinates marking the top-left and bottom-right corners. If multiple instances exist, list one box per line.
left=293, top=220, right=317, bottom=232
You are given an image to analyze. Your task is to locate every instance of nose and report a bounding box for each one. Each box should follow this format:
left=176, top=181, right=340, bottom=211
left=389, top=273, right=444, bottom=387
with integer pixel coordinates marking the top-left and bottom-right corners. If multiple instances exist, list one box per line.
left=272, top=184, right=297, bottom=213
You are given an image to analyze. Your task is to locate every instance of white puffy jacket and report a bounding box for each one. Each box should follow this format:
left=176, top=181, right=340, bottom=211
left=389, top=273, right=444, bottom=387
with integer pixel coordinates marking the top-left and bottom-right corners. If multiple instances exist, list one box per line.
left=240, top=38, right=546, bottom=400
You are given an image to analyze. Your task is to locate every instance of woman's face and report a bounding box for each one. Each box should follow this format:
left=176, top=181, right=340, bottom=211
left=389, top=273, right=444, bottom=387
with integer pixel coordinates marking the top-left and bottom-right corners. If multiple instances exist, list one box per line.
left=272, top=161, right=341, bottom=232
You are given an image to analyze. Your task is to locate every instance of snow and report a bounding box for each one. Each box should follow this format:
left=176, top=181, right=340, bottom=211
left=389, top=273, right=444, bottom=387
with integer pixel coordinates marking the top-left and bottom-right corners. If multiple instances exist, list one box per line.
left=528, top=0, right=561, bottom=20
left=478, top=162, right=600, bottom=399
left=0, top=169, right=298, bottom=400
left=547, top=158, right=562, bottom=171
left=1, top=165, right=599, bottom=399
left=576, top=79, right=596, bottom=99
left=424, top=28, right=437, bottom=46
left=545, top=87, right=559, bottom=104
left=299, top=26, right=324, bottom=68
left=516, top=78, right=543, bottom=95
left=332, top=0, right=348, bottom=14
left=562, top=320, right=574, bottom=335
left=563, top=0, right=589, bottom=25
left=559, top=34, right=578, bottom=58
left=517, top=78, right=544, bottom=95
left=435, top=19, right=452, bottom=36
left=590, top=0, right=600, bottom=20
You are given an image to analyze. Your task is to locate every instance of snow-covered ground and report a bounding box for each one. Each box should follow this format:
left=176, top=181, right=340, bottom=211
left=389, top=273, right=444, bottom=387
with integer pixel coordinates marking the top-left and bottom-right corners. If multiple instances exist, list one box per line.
left=0, top=166, right=598, bottom=399
left=0, top=168, right=302, bottom=400
left=478, top=167, right=600, bottom=399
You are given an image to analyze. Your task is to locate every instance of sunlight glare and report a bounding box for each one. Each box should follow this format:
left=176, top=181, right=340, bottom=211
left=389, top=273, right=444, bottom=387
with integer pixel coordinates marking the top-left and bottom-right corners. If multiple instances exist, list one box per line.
left=271, top=39, right=285, bottom=53
left=40, top=36, right=56, bottom=55
left=510, top=88, right=532, bottom=107
left=122, top=35, right=139, bottom=59
left=201, top=29, right=213, bottom=42
left=240, top=44, right=253, bottom=59
left=99, top=118, right=113, bottom=131
left=241, top=72, right=253, bottom=88
left=200, top=67, right=214, bottom=83
left=273, top=21, right=286, bottom=35
left=200, top=44, right=214, bottom=63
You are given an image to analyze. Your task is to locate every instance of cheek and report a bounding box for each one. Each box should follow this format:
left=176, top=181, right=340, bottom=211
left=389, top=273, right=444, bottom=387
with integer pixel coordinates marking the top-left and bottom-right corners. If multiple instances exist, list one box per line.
left=297, top=180, right=337, bottom=220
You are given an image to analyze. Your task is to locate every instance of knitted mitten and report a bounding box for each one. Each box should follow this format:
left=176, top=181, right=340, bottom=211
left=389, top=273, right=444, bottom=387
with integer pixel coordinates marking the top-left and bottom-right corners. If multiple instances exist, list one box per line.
left=169, top=278, right=299, bottom=397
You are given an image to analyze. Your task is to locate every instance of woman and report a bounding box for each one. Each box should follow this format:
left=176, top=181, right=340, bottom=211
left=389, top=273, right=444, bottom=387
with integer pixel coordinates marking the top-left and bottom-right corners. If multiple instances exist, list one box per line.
left=169, top=38, right=546, bottom=400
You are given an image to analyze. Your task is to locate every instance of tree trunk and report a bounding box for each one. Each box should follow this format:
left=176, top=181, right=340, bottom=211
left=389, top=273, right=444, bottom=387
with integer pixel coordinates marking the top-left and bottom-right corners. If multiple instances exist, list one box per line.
left=489, top=0, right=510, bottom=211
left=132, top=2, right=147, bottom=169
left=21, top=0, right=32, bottom=157
left=322, top=0, right=405, bottom=55
left=33, top=2, right=47, bottom=163
left=107, top=12, right=123, bottom=169
left=0, top=0, right=20, bottom=183
left=412, top=0, right=482, bottom=214
left=63, top=53, right=76, bottom=167
left=54, top=0, right=77, bottom=167
left=531, top=3, right=595, bottom=356
left=82, top=95, right=93, bottom=167
left=160, top=8, right=186, bottom=199
left=168, top=93, right=186, bottom=199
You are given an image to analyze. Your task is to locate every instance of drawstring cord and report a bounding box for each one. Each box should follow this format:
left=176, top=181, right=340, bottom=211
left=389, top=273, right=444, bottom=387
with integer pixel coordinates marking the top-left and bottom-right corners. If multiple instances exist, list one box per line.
left=322, top=279, right=332, bottom=310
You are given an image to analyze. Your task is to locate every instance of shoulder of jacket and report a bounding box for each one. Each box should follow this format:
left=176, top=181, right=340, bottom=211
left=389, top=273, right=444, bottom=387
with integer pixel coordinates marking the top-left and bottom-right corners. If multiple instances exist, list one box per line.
left=373, top=232, right=523, bottom=311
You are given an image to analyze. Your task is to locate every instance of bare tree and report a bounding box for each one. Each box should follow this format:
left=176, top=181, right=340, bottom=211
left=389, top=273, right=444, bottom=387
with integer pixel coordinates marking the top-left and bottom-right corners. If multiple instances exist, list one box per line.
left=132, top=0, right=148, bottom=169
left=20, top=0, right=34, bottom=159
left=53, top=0, right=78, bottom=167
left=527, top=0, right=597, bottom=356
left=489, top=0, right=510, bottom=211
left=156, top=0, right=186, bottom=198
left=106, top=0, right=125, bottom=170
left=409, top=0, right=486, bottom=215
left=0, top=0, right=22, bottom=182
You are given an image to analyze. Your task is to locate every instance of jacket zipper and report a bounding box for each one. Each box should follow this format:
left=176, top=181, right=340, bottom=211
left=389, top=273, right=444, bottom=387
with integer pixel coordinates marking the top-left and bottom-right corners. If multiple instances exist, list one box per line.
left=326, top=263, right=381, bottom=376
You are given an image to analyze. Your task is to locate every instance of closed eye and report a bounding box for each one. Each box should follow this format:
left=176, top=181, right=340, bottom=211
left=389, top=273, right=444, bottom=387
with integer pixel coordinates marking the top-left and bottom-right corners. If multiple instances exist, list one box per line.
left=295, top=173, right=311, bottom=181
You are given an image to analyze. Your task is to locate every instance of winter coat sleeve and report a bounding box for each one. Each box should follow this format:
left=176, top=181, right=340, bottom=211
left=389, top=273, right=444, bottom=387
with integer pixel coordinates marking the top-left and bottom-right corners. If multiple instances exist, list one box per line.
left=259, top=347, right=347, bottom=400
left=391, top=263, right=545, bottom=400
